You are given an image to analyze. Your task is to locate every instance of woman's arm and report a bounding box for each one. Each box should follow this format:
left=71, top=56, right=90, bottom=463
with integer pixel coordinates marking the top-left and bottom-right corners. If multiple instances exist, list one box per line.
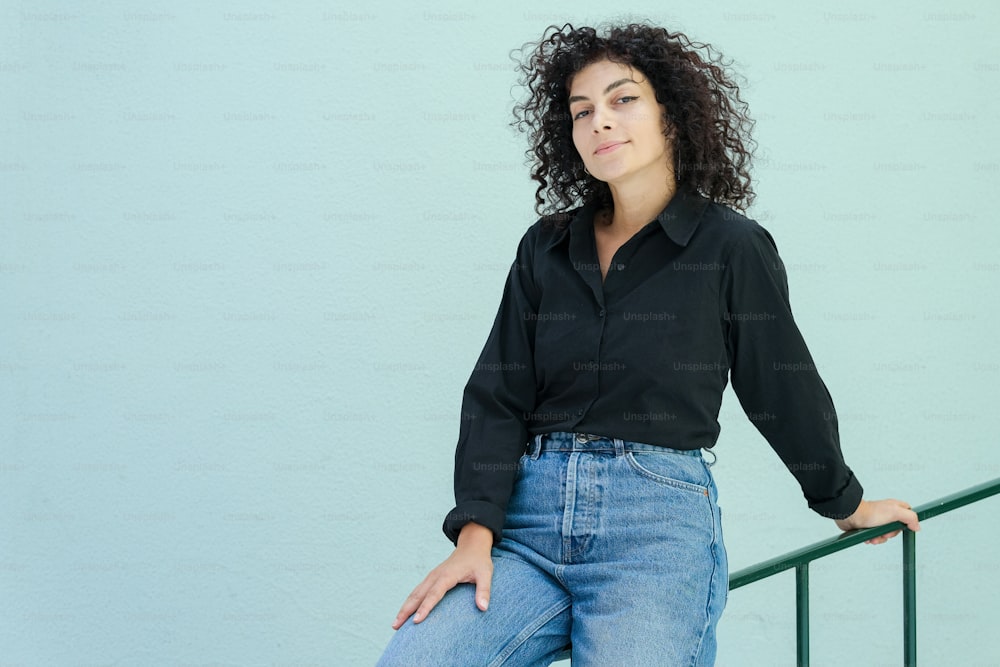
left=723, top=221, right=919, bottom=542
left=722, top=221, right=863, bottom=519
left=442, top=224, right=542, bottom=545
left=390, top=225, right=543, bottom=627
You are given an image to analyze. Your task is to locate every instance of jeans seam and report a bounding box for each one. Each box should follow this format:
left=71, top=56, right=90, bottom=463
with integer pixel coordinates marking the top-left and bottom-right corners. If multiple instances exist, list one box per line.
left=688, top=491, right=721, bottom=666
left=488, top=596, right=572, bottom=667
left=561, top=452, right=577, bottom=563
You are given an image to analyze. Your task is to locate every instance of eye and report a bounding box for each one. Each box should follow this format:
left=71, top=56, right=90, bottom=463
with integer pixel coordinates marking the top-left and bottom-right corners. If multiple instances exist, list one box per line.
left=571, top=95, right=637, bottom=121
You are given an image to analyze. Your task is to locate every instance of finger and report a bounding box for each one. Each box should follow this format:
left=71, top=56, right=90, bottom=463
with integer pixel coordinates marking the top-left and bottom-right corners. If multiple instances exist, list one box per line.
left=393, top=594, right=426, bottom=629
left=392, top=599, right=421, bottom=629
left=901, top=507, right=920, bottom=532
left=866, top=530, right=897, bottom=545
left=888, top=500, right=921, bottom=532
left=413, top=583, right=451, bottom=624
left=393, top=581, right=433, bottom=628
left=475, top=568, right=493, bottom=611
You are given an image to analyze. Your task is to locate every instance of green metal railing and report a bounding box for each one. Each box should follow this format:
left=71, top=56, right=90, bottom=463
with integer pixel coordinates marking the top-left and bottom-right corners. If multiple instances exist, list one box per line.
left=553, top=476, right=1000, bottom=665
left=728, top=476, right=1000, bottom=666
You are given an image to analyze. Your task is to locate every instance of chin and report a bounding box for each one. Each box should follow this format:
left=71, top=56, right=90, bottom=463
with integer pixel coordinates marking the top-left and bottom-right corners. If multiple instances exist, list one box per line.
left=597, top=171, right=629, bottom=184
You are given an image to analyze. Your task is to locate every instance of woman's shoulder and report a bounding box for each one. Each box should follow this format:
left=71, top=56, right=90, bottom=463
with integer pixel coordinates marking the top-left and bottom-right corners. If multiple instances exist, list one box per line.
left=693, top=199, right=781, bottom=259
left=699, top=200, right=768, bottom=238
left=522, top=202, right=592, bottom=246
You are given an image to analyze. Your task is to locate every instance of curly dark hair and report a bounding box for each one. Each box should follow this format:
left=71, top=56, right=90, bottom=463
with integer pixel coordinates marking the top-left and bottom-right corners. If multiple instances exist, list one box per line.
left=510, top=21, right=757, bottom=218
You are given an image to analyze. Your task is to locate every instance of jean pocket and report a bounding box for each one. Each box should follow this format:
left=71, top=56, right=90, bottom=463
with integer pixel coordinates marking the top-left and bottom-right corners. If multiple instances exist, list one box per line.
left=624, top=451, right=710, bottom=495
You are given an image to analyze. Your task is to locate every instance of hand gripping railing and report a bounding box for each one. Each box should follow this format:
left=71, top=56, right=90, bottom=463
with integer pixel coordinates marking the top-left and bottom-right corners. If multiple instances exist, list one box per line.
left=728, top=476, right=1000, bottom=666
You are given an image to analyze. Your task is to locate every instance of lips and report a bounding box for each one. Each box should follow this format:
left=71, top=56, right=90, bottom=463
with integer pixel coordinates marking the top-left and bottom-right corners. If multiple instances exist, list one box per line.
left=595, top=141, right=626, bottom=155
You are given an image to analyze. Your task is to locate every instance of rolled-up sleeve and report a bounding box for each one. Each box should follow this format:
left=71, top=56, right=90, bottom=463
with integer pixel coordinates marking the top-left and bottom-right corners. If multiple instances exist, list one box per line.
left=442, top=226, right=540, bottom=545
left=722, top=222, right=863, bottom=520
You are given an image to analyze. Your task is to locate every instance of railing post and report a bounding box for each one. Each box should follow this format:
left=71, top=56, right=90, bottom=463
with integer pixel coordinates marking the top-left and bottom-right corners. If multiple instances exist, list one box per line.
left=903, top=529, right=916, bottom=666
left=727, top=478, right=999, bottom=665
left=796, top=563, right=809, bottom=666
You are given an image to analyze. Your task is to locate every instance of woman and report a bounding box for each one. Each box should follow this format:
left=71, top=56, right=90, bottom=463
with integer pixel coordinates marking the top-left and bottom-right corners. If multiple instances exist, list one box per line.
left=377, top=22, right=920, bottom=666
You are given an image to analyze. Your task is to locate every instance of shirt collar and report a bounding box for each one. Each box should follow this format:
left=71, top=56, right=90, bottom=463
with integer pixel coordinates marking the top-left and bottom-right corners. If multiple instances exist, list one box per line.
left=542, top=184, right=711, bottom=252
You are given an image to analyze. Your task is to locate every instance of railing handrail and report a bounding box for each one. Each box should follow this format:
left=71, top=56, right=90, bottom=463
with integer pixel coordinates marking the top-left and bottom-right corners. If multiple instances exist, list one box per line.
left=729, top=476, right=1000, bottom=590
left=553, top=477, right=1000, bottom=664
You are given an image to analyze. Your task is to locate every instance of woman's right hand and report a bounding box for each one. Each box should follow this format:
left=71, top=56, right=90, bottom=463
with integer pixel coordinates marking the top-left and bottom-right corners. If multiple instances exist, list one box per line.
left=391, top=522, right=495, bottom=630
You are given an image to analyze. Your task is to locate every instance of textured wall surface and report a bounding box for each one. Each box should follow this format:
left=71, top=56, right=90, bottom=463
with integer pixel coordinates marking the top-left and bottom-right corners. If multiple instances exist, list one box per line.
left=3, top=1, right=999, bottom=665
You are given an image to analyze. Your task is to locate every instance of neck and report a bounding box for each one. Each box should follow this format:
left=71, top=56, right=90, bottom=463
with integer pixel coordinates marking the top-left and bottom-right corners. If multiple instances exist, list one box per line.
left=602, top=173, right=678, bottom=235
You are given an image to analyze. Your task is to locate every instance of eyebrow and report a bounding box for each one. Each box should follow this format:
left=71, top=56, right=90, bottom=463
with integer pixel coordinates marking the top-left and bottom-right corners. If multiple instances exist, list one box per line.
left=567, top=78, right=638, bottom=105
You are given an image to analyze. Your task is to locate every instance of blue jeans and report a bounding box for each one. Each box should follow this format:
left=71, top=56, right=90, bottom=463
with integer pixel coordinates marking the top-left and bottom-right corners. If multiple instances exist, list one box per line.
left=377, top=431, right=728, bottom=666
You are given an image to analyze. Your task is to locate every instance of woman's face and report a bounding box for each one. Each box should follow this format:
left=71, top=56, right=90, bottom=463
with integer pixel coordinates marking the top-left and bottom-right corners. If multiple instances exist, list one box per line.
left=568, top=58, right=674, bottom=190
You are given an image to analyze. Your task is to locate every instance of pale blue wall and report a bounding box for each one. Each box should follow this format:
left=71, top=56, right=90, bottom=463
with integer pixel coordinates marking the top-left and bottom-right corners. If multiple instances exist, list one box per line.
left=3, top=1, right=998, bottom=665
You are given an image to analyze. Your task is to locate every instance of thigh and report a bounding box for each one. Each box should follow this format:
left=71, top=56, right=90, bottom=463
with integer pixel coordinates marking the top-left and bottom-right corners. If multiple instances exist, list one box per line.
left=566, top=451, right=728, bottom=666
left=376, top=551, right=572, bottom=667
left=567, top=555, right=727, bottom=667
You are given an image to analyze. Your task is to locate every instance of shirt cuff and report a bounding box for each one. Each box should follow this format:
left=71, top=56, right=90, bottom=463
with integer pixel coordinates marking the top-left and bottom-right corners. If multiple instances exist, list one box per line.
left=442, top=501, right=506, bottom=546
left=807, top=471, right=864, bottom=520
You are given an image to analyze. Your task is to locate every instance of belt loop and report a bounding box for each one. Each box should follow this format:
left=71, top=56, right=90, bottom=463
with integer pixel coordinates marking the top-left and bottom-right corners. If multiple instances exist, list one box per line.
left=530, top=433, right=543, bottom=460
left=613, top=437, right=625, bottom=457
left=702, top=447, right=717, bottom=467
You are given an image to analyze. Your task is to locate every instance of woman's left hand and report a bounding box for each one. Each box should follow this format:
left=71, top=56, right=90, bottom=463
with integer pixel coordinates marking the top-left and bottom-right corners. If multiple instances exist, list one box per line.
left=834, top=499, right=921, bottom=545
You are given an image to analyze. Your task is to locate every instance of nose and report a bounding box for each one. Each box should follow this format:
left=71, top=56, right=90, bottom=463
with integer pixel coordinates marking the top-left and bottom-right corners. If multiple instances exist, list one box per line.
left=588, top=104, right=614, bottom=132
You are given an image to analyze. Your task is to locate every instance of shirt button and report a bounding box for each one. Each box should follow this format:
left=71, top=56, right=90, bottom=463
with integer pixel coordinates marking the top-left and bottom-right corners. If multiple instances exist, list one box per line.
left=598, top=309, right=606, bottom=318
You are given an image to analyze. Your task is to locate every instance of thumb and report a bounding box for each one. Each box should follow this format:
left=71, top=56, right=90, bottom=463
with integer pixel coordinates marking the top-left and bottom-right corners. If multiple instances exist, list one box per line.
left=475, top=568, right=492, bottom=611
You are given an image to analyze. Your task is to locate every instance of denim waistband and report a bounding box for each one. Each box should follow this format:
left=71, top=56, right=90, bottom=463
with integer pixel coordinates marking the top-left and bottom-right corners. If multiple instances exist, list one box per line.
left=527, top=431, right=704, bottom=459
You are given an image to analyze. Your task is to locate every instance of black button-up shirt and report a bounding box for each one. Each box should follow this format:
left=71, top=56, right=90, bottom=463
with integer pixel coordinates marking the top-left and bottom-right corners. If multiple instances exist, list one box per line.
left=443, top=184, right=863, bottom=545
